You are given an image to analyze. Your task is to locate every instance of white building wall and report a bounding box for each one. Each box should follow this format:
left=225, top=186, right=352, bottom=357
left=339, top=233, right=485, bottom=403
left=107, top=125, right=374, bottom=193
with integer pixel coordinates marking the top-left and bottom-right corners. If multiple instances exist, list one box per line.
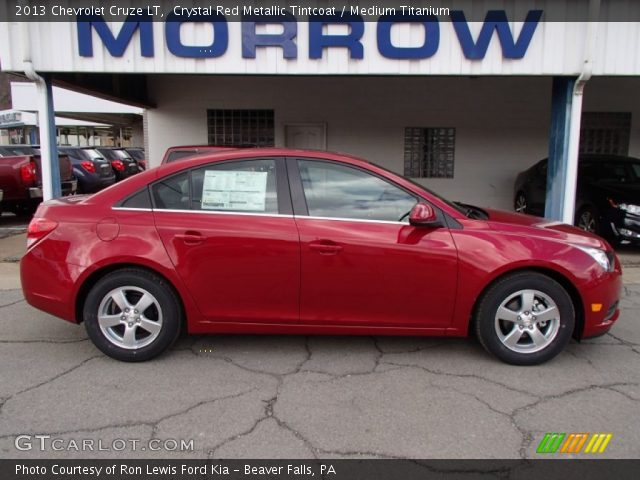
left=147, top=75, right=640, bottom=210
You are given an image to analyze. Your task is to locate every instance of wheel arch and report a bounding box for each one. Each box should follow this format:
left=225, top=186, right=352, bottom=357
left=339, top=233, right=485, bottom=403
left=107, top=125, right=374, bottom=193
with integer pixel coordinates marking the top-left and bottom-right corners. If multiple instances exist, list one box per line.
left=470, top=266, right=585, bottom=340
left=74, top=263, right=187, bottom=328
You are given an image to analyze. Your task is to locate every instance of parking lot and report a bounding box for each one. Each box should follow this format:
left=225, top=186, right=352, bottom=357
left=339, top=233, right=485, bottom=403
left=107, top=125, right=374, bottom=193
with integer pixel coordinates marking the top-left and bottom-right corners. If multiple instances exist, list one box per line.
left=0, top=217, right=639, bottom=459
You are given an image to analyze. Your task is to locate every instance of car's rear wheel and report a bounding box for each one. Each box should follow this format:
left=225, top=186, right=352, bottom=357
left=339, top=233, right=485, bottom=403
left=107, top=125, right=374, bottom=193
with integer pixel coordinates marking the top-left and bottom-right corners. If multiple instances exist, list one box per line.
left=576, top=205, right=599, bottom=234
left=83, top=269, right=182, bottom=362
left=514, top=192, right=528, bottom=213
left=475, top=272, right=574, bottom=365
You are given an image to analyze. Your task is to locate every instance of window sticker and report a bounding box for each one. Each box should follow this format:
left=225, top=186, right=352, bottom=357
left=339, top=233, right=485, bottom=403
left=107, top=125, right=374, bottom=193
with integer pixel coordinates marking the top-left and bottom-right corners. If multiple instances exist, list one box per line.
left=201, top=170, right=268, bottom=211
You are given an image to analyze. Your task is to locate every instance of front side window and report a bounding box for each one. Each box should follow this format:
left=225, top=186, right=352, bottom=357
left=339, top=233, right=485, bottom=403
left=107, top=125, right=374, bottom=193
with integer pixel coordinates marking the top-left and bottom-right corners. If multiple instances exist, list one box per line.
left=191, top=159, right=278, bottom=213
left=298, top=160, right=417, bottom=222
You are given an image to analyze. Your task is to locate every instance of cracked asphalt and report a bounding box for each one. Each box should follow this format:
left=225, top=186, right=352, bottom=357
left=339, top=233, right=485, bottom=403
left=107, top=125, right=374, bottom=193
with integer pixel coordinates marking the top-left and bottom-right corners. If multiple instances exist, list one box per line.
left=0, top=224, right=639, bottom=459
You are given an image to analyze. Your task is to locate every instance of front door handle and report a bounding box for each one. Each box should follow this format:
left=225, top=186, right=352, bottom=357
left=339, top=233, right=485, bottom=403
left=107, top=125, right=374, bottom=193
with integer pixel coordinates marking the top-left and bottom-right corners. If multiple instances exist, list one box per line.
left=175, top=231, right=203, bottom=245
left=309, top=240, right=343, bottom=255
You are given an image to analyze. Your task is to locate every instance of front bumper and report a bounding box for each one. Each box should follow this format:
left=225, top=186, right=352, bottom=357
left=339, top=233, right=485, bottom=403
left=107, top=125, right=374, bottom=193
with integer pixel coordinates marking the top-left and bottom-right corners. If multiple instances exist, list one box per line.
left=580, top=267, right=623, bottom=339
left=607, top=209, right=640, bottom=243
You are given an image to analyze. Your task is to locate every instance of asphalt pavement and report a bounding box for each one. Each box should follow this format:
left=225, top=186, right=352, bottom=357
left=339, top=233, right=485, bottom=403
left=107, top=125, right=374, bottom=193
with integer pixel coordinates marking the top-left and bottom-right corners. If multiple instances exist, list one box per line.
left=0, top=215, right=638, bottom=459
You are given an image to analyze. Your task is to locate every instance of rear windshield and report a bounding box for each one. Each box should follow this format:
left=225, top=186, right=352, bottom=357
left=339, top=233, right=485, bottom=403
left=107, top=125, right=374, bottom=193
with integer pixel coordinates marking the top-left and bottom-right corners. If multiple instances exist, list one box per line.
left=127, top=149, right=145, bottom=161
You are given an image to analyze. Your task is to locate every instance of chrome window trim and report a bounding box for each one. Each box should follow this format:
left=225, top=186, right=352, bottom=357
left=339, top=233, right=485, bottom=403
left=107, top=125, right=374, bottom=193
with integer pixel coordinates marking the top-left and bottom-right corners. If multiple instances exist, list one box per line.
left=298, top=215, right=408, bottom=226
left=112, top=206, right=407, bottom=225
left=112, top=207, right=153, bottom=212
left=152, top=208, right=293, bottom=219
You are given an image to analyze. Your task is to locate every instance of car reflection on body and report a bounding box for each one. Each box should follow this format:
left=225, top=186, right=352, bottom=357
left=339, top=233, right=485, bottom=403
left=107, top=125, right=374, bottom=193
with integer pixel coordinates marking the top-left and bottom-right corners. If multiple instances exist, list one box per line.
left=21, top=148, right=622, bottom=364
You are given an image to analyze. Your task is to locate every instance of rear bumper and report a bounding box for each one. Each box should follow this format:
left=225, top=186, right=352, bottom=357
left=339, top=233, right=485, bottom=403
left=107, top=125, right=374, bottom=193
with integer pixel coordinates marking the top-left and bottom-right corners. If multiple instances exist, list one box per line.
left=27, top=180, right=77, bottom=199
left=20, top=249, right=81, bottom=323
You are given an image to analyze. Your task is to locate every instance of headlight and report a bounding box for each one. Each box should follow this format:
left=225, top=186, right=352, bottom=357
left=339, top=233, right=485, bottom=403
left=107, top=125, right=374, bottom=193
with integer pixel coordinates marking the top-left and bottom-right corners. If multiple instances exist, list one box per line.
left=573, top=245, right=614, bottom=272
left=619, top=203, right=640, bottom=216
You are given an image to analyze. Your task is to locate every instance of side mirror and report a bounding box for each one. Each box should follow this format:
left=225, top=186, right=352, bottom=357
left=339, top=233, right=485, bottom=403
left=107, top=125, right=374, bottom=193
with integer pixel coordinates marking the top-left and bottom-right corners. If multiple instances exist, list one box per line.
left=409, top=203, right=442, bottom=228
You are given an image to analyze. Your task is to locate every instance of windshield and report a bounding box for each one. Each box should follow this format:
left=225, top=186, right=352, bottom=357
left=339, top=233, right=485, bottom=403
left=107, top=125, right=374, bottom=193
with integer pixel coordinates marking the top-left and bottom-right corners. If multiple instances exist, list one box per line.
left=373, top=163, right=469, bottom=216
left=112, top=149, right=133, bottom=161
left=95, top=149, right=119, bottom=160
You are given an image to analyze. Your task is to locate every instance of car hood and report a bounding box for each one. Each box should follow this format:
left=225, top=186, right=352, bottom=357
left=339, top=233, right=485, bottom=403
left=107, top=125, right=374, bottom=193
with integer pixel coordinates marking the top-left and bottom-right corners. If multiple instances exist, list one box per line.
left=483, top=208, right=607, bottom=249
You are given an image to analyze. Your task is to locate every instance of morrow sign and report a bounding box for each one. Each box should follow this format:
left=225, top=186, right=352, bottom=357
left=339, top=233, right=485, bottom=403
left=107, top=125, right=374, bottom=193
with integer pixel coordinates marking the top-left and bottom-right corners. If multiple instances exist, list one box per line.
left=78, top=10, right=543, bottom=61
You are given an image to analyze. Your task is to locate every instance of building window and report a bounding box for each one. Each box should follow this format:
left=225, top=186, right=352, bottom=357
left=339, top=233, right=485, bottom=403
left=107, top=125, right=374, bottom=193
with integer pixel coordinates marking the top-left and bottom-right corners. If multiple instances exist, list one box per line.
left=580, top=112, right=631, bottom=156
left=207, top=109, right=274, bottom=147
left=404, top=127, right=456, bottom=178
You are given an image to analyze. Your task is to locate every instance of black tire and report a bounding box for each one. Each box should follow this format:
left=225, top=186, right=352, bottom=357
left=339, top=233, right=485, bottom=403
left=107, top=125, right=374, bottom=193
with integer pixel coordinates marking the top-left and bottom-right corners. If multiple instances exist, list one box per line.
left=475, top=272, right=575, bottom=365
left=83, top=268, right=182, bottom=362
left=575, top=205, right=599, bottom=235
left=514, top=191, right=528, bottom=214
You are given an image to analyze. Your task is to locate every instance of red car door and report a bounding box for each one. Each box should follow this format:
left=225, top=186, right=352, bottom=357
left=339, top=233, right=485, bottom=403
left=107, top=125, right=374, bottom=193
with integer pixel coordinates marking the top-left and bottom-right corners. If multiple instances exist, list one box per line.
left=290, top=158, right=458, bottom=329
left=153, top=158, right=300, bottom=324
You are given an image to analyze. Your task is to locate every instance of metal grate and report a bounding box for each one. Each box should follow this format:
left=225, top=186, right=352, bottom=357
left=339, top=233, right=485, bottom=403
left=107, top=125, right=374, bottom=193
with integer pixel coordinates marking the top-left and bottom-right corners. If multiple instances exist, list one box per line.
left=207, top=109, right=275, bottom=147
left=404, top=127, right=456, bottom=178
left=580, top=112, right=631, bottom=156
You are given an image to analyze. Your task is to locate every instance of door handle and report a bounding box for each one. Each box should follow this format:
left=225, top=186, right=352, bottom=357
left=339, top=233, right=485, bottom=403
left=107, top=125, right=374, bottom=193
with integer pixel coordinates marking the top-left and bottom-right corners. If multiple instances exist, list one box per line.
left=175, top=231, right=203, bottom=245
left=309, top=240, right=343, bottom=255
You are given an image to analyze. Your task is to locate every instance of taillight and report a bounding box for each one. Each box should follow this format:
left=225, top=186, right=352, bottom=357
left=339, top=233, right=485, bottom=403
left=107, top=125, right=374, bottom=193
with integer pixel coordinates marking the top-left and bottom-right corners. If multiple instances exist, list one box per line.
left=111, top=160, right=125, bottom=171
left=27, top=218, right=58, bottom=248
left=139, top=160, right=147, bottom=170
left=20, top=161, right=37, bottom=186
left=81, top=161, right=96, bottom=173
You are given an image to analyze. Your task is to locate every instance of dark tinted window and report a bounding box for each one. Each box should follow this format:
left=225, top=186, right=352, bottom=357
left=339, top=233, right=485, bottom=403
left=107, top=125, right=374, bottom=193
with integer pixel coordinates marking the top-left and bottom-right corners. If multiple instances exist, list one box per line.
left=600, top=162, right=630, bottom=183
left=152, top=172, right=190, bottom=210
left=120, top=188, right=151, bottom=209
left=127, top=149, right=145, bottom=161
left=191, top=159, right=278, bottom=213
left=298, top=160, right=417, bottom=222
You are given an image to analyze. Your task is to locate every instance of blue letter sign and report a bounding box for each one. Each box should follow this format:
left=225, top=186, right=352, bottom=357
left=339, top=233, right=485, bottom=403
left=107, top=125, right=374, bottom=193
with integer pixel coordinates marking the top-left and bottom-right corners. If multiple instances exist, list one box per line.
left=165, top=12, right=228, bottom=58
left=242, top=12, right=298, bottom=59
left=308, top=14, right=365, bottom=59
left=451, top=10, right=542, bottom=59
left=77, top=14, right=154, bottom=57
left=377, top=13, right=440, bottom=59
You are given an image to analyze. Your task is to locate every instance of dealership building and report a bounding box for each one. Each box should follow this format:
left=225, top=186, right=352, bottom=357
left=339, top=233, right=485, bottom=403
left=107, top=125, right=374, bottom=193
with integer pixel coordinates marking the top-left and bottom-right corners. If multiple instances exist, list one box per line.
left=1, top=0, right=640, bottom=220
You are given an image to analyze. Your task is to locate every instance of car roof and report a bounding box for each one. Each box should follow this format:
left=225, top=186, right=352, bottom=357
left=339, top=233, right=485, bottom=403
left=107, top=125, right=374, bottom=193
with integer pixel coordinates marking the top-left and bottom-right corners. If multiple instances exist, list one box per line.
left=157, top=147, right=373, bottom=177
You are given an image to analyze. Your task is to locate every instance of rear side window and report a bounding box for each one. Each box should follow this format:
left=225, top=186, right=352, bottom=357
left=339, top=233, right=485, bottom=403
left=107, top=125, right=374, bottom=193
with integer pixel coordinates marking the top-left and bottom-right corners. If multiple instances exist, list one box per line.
left=191, top=159, right=278, bottom=213
left=152, top=172, right=190, bottom=210
left=119, top=188, right=151, bottom=209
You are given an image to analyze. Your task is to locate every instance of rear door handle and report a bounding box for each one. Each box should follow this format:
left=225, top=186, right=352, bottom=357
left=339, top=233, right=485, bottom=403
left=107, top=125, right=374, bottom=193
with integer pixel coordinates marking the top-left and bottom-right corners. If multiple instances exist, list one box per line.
left=309, top=240, right=343, bottom=255
left=175, top=231, right=203, bottom=245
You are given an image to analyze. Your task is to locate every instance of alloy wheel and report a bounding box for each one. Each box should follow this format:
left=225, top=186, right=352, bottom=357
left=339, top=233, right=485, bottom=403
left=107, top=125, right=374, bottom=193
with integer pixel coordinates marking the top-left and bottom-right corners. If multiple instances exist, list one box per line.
left=97, top=286, right=163, bottom=350
left=494, top=289, right=560, bottom=354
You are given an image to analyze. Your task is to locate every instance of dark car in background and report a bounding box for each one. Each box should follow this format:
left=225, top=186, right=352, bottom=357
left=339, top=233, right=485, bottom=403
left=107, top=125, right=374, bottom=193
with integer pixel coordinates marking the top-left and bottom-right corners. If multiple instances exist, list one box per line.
left=91, top=147, right=140, bottom=180
left=0, top=145, right=77, bottom=216
left=125, top=147, right=146, bottom=171
left=58, top=147, right=116, bottom=193
left=514, top=155, right=640, bottom=245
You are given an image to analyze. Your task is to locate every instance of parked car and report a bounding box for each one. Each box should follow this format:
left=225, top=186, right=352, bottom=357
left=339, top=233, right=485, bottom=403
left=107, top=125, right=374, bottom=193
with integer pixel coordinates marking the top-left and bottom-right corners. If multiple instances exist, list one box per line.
left=161, top=145, right=249, bottom=164
left=514, top=155, right=640, bottom=245
left=57, top=147, right=117, bottom=194
left=0, top=145, right=77, bottom=216
left=91, top=147, right=140, bottom=180
left=125, top=147, right=146, bottom=171
left=21, top=149, right=621, bottom=365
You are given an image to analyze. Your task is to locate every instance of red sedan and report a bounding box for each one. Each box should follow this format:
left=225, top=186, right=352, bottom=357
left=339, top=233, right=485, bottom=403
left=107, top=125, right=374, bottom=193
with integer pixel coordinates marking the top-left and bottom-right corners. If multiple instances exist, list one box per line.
left=21, top=149, right=622, bottom=364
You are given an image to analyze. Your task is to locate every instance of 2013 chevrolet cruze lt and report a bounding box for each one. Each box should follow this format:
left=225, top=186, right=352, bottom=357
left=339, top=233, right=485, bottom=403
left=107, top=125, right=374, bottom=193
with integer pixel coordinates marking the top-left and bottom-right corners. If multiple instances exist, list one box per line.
left=21, top=149, right=622, bottom=365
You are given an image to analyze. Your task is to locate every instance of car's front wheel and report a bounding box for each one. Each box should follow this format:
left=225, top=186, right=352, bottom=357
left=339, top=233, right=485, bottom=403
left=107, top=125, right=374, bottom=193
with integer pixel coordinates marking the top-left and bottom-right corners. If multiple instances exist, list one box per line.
left=83, top=268, right=182, bottom=362
left=475, top=272, right=575, bottom=365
